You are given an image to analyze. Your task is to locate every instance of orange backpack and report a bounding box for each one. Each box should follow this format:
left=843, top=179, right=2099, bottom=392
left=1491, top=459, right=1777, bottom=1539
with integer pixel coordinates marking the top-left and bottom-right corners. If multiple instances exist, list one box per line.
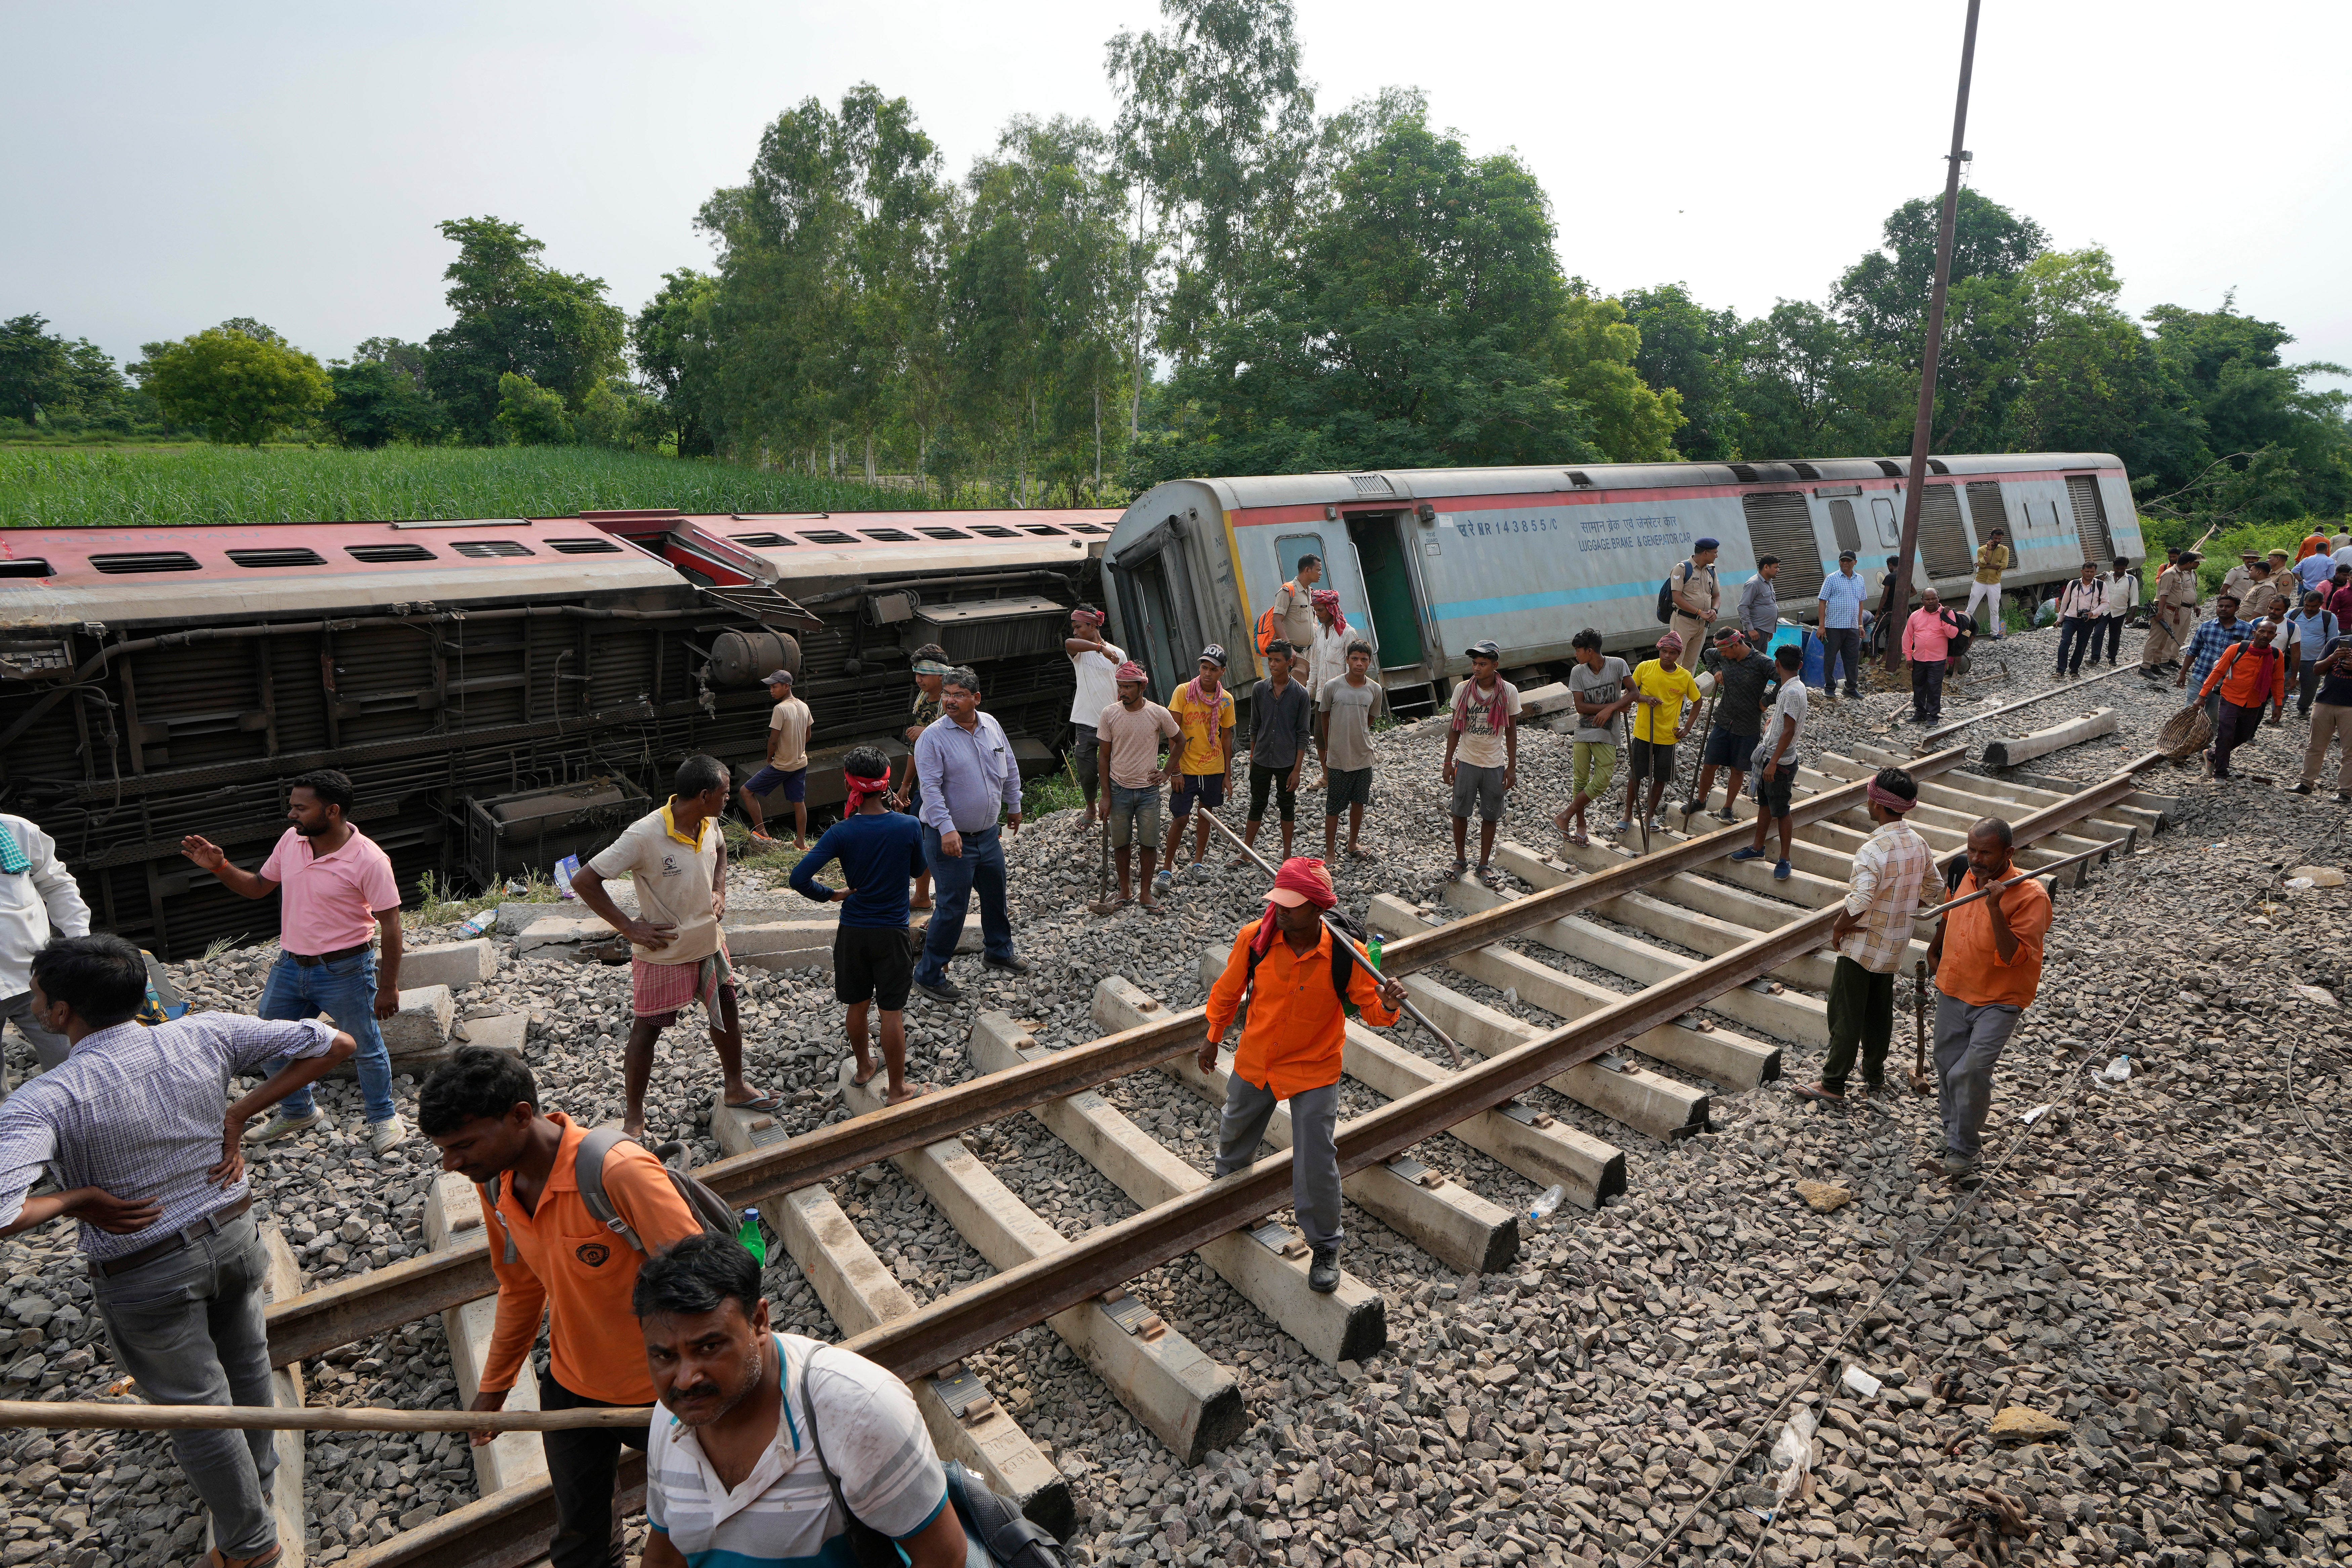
left=1254, top=582, right=1297, bottom=654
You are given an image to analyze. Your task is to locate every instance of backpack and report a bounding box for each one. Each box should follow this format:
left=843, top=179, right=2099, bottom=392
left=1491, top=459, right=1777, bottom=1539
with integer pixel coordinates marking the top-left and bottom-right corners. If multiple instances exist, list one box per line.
left=482, top=1127, right=740, bottom=1265
left=1243, top=909, right=1365, bottom=1021
left=1255, top=582, right=1298, bottom=654
left=799, top=1344, right=1065, bottom=1568
left=1654, top=560, right=1696, bottom=625
left=1942, top=609, right=1976, bottom=664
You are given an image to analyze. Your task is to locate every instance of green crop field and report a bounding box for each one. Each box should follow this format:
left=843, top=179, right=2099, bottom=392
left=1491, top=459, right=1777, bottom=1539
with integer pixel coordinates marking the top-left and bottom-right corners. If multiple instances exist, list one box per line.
left=0, top=444, right=939, bottom=529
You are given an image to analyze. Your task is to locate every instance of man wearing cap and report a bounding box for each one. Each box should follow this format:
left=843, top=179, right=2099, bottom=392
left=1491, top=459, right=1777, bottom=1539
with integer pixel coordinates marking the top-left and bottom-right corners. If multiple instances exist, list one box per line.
left=1202, top=857, right=1405, bottom=1293
left=2219, top=550, right=2266, bottom=617
left=911, top=667, right=1026, bottom=1004
left=1901, top=587, right=1962, bottom=727
left=1667, top=539, right=1720, bottom=674
left=1065, top=606, right=1126, bottom=828
left=1795, top=767, right=1931, bottom=1107
left=1442, top=640, right=1521, bottom=883
left=1160, top=647, right=1237, bottom=887
left=1097, top=661, right=1179, bottom=907
left=2139, top=551, right=2201, bottom=674
left=1816, top=549, right=1868, bottom=700
left=2252, top=549, right=2298, bottom=624
left=739, top=669, right=812, bottom=849
left=1965, top=528, right=2011, bottom=638
left=1621, top=632, right=1702, bottom=838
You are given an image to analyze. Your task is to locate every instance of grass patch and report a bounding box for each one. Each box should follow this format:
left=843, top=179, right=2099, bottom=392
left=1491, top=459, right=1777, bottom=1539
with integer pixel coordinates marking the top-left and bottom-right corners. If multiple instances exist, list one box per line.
left=1022, top=755, right=1093, bottom=820
left=719, top=818, right=810, bottom=878
left=0, top=444, right=943, bottom=529
left=405, top=868, right=567, bottom=932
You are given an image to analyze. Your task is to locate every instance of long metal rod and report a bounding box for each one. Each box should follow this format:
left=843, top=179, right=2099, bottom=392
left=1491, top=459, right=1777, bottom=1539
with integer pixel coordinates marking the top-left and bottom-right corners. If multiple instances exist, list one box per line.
left=0, top=1399, right=652, bottom=1435
left=1915, top=659, right=2139, bottom=746
left=267, top=745, right=1981, bottom=1367
left=1190, top=804, right=1465, bottom=1066
left=1882, top=0, right=1984, bottom=671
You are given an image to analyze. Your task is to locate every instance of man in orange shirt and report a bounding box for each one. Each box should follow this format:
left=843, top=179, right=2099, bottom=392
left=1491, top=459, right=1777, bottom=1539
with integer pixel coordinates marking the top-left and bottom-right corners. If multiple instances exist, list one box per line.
left=1925, top=820, right=2053, bottom=1179
left=2197, top=619, right=2287, bottom=779
left=1203, top=857, right=1404, bottom=1292
left=421, top=1048, right=704, bottom=1568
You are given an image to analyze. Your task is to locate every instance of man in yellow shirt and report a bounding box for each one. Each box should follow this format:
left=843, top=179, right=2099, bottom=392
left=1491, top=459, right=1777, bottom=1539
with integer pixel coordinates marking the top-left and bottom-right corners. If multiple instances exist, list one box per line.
left=1159, top=646, right=1237, bottom=888
left=1619, top=631, right=1702, bottom=837
left=1965, top=529, right=2011, bottom=639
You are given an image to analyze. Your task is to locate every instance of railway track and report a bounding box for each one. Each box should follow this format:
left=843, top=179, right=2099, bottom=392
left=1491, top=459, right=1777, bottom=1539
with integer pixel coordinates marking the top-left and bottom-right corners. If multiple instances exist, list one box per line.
left=242, top=740, right=2167, bottom=1568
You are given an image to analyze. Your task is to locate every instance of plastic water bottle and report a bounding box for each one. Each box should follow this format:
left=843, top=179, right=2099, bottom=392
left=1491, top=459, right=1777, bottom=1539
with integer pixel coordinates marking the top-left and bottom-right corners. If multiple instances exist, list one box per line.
left=2099, top=1053, right=2132, bottom=1084
left=738, top=1207, right=767, bottom=1267
left=456, top=908, right=496, bottom=939
left=1527, top=1185, right=1566, bottom=1222
left=1366, top=934, right=1384, bottom=972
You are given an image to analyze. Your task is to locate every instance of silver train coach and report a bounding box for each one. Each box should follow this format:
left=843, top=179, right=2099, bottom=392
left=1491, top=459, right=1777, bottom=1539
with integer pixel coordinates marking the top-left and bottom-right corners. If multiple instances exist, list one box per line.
left=1103, top=453, right=2143, bottom=707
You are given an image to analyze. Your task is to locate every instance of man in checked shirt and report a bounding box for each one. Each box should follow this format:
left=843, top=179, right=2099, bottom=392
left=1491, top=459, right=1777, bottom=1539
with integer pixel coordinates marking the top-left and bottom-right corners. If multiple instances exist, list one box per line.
left=0, top=933, right=355, bottom=1568
left=1795, top=767, right=1931, bottom=1107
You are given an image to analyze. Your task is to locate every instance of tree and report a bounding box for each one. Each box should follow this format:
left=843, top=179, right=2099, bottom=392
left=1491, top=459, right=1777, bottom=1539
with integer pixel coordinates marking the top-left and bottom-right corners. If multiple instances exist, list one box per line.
left=1549, top=286, right=1683, bottom=462
left=494, top=373, right=573, bottom=445
left=424, top=217, right=627, bottom=441
left=132, top=323, right=330, bottom=445
left=1621, top=284, right=1748, bottom=460
left=0, top=314, right=128, bottom=426
left=1832, top=190, right=2047, bottom=352
left=631, top=269, right=719, bottom=454
left=321, top=338, right=447, bottom=448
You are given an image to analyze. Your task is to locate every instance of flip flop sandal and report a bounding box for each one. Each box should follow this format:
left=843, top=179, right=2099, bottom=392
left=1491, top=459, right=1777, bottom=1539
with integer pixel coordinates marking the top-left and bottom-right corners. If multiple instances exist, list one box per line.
left=722, top=1094, right=785, bottom=1115
left=1566, top=830, right=1591, bottom=847
left=1790, top=1084, right=1847, bottom=1106
left=1346, top=845, right=1377, bottom=861
left=1449, top=859, right=1470, bottom=880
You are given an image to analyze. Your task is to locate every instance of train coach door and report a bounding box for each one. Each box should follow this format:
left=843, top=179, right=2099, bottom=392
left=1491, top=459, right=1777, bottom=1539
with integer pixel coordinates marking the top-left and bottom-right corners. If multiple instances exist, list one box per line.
left=1111, top=518, right=1201, bottom=698
left=1346, top=513, right=1425, bottom=669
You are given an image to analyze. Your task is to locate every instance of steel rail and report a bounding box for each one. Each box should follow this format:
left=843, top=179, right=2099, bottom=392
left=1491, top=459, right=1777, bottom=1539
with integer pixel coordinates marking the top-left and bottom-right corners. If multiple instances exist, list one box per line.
left=266, top=741, right=1974, bottom=1367
left=832, top=750, right=2159, bottom=1384
left=341, top=752, right=2156, bottom=1567
left=1914, top=658, right=2143, bottom=747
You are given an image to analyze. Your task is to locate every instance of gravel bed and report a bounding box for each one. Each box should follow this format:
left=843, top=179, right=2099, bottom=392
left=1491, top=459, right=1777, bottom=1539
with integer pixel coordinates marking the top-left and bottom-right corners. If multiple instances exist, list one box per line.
left=4, top=621, right=2348, bottom=1566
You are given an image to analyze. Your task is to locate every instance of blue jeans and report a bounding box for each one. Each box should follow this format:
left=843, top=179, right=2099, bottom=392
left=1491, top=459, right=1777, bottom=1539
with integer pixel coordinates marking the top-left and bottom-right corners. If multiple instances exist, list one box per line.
left=916, top=824, right=1014, bottom=984
left=257, top=949, right=396, bottom=1124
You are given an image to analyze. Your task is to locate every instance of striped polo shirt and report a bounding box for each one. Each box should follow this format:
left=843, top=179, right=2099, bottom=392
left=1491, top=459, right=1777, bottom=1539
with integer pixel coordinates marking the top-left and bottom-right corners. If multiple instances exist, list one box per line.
left=646, top=1332, right=948, bottom=1565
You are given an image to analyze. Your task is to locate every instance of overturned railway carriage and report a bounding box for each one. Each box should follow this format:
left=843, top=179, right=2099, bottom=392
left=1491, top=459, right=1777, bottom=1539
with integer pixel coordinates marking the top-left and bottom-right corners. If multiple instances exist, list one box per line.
left=1106, top=454, right=2142, bottom=706
left=0, top=508, right=1115, bottom=958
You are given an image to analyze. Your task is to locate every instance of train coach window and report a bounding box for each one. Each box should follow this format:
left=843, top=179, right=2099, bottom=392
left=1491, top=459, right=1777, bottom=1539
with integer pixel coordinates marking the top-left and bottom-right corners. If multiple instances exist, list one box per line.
left=860, top=528, right=918, bottom=542
left=347, top=543, right=436, bottom=563
left=919, top=527, right=970, bottom=540
left=1871, top=495, right=1900, bottom=547
left=90, top=551, right=200, bottom=574
left=0, top=558, right=53, bottom=578
left=970, top=525, right=1019, bottom=538
left=547, top=537, right=624, bottom=554
left=226, top=547, right=328, bottom=568
left=451, top=540, right=534, bottom=558
left=1067, top=523, right=1107, bottom=534
left=729, top=533, right=793, bottom=547
left=801, top=530, right=857, bottom=544
left=1020, top=525, right=1068, bottom=536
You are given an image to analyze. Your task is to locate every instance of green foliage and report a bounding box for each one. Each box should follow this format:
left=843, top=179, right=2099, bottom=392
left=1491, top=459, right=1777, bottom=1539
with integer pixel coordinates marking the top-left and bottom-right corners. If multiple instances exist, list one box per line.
left=0, top=443, right=938, bottom=529
left=426, top=217, right=628, bottom=442
left=131, top=323, right=332, bottom=447
left=630, top=269, right=719, bottom=455
left=495, top=372, right=574, bottom=445
left=321, top=355, right=448, bottom=449
left=1, top=314, right=130, bottom=426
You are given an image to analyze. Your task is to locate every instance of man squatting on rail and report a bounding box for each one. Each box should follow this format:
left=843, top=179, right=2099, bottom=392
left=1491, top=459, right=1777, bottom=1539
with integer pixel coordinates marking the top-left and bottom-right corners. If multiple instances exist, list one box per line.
left=1203, top=856, right=1406, bottom=1293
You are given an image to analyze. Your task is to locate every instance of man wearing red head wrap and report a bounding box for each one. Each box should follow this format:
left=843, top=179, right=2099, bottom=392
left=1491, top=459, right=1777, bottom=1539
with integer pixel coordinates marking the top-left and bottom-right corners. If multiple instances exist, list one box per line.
left=1064, top=605, right=1126, bottom=827
left=1202, top=857, right=1404, bottom=1293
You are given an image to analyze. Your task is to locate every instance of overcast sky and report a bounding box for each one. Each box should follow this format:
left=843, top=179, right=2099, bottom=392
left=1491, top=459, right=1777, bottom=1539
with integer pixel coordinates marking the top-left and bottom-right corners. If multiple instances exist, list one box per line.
left=9, top=0, right=2348, bottom=397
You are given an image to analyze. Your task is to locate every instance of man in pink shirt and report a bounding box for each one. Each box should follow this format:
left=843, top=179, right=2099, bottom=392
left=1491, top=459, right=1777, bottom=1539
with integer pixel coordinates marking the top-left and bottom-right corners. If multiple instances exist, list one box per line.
left=1901, top=586, right=1964, bottom=728
left=181, top=769, right=409, bottom=1152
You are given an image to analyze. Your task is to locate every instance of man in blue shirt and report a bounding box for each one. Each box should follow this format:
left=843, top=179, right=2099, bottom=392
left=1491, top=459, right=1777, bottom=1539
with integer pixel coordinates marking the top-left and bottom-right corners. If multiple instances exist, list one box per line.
left=1816, top=549, right=1868, bottom=699
left=910, top=667, right=1026, bottom=1005
left=2176, top=592, right=2254, bottom=725
left=790, top=748, right=929, bottom=1102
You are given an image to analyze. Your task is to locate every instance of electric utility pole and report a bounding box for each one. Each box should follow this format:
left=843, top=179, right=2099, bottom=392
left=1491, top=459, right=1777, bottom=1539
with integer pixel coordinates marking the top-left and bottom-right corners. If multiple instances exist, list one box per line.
left=1883, top=0, right=1983, bottom=672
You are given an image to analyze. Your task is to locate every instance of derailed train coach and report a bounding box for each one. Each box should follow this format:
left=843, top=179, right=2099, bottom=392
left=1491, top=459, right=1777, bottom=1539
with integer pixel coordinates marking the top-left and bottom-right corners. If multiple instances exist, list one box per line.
left=0, top=507, right=1115, bottom=957
left=1103, top=453, right=2142, bottom=708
